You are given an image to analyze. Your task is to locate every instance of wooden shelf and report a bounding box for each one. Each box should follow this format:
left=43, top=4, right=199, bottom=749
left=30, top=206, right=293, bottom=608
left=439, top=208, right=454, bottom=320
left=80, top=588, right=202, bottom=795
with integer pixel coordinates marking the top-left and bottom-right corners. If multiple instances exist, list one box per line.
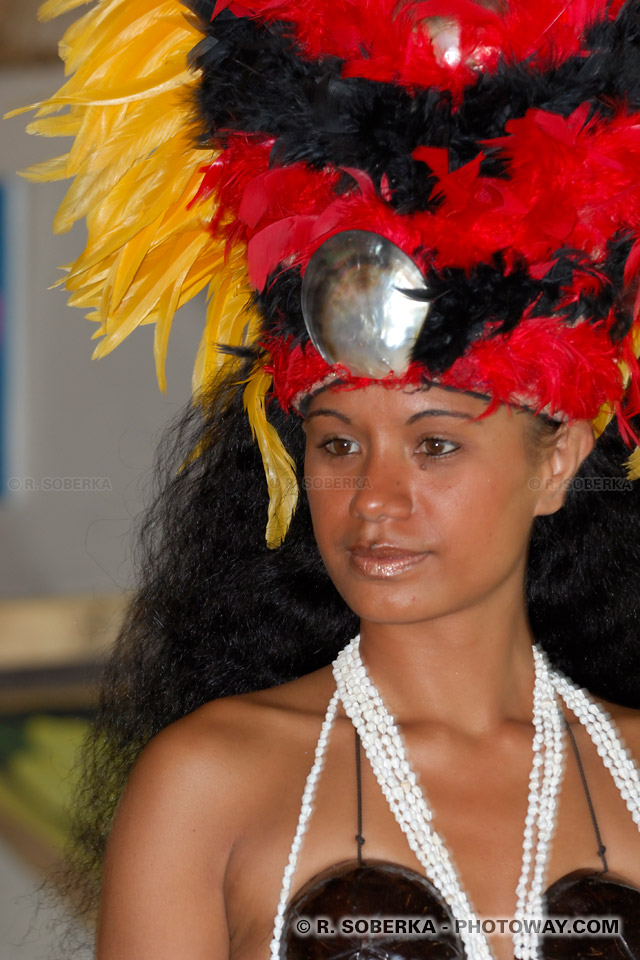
left=0, top=660, right=105, bottom=713
left=0, top=593, right=125, bottom=679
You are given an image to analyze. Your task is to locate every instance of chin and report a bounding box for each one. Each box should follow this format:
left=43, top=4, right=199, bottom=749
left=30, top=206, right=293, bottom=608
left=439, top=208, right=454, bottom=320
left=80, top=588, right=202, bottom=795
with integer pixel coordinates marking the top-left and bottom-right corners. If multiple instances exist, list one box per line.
left=339, top=586, right=445, bottom=626
left=336, top=572, right=502, bottom=627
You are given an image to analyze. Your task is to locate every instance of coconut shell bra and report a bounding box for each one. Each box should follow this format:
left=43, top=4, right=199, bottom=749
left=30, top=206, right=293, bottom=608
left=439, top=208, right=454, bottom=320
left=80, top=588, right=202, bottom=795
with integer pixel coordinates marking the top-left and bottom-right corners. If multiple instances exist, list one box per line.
left=280, top=724, right=640, bottom=959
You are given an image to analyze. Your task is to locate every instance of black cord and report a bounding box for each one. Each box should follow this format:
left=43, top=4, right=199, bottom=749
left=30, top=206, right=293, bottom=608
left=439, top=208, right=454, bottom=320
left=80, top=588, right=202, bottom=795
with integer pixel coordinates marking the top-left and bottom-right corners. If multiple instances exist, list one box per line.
left=355, top=729, right=365, bottom=865
left=355, top=716, right=608, bottom=874
left=563, top=715, right=609, bottom=873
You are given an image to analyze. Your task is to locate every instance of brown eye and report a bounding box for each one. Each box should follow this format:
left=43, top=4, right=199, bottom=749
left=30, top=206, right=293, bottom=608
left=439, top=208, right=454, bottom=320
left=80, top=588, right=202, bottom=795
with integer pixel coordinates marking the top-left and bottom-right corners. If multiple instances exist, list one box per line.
left=322, top=438, right=359, bottom=456
left=419, top=437, right=459, bottom=457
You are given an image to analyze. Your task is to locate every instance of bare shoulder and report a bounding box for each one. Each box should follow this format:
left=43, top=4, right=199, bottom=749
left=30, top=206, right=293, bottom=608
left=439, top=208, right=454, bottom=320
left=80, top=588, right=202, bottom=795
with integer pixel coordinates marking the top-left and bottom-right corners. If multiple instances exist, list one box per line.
left=126, top=660, right=338, bottom=817
left=137, top=655, right=331, bottom=751
left=97, top=664, right=337, bottom=960
left=182, top=661, right=338, bottom=759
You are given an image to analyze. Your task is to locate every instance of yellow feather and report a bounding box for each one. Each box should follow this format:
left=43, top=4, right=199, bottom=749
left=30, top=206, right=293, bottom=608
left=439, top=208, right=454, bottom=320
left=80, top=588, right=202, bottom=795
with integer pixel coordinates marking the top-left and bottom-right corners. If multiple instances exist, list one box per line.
left=153, top=283, right=182, bottom=394
left=192, top=262, right=260, bottom=393
left=66, top=265, right=113, bottom=301
left=68, top=284, right=110, bottom=310
left=74, top=103, right=188, bottom=178
left=69, top=181, right=194, bottom=280
left=26, top=115, right=82, bottom=138
left=8, top=100, right=66, bottom=120
left=65, top=103, right=128, bottom=176
left=193, top=273, right=235, bottom=396
left=192, top=250, right=260, bottom=394
left=39, top=67, right=193, bottom=110
left=591, top=401, right=614, bottom=441
left=243, top=368, right=299, bottom=548
left=70, top=137, right=202, bottom=249
left=625, top=446, right=640, bottom=480
left=92, top=232, right=210, bottom=356
left=60, top=0, right=157, bottom=53
left=85, top=69, right=192, bottom=109
left=104, top=218, right=163, bottom=315
left=176, top=432, right=212, bottom=479
left=19, top=155, right=70, bottom=183
left=17, top=0, right=292, bottom=545
left=60, top=0, right=182, bottom=75
left=53, top=126, right=199, bottom=234
left=38, top=0, right=93, bottom=22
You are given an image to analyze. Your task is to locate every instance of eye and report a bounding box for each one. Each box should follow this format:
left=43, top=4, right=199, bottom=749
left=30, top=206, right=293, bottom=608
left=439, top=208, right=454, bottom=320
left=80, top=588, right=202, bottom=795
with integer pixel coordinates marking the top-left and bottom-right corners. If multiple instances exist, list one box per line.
left=418, top=437, right=460, bottom=457
left=320, top=436, right=360, bottom=456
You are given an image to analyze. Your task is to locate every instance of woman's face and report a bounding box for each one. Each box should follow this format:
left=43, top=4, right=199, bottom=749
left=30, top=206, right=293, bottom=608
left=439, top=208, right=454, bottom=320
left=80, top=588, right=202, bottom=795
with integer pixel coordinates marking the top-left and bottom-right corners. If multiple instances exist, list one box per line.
left=302, top=383, right=559, bottom=626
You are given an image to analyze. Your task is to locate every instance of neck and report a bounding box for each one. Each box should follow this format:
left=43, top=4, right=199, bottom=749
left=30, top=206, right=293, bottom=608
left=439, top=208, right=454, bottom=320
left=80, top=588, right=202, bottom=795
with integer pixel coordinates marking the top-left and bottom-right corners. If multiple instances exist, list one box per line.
left=358, top=589, right=537, bottom=737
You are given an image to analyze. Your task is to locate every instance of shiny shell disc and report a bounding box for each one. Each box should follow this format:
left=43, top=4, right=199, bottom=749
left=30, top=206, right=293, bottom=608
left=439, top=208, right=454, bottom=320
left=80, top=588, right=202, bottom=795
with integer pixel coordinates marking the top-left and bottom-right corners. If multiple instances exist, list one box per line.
left=301, top=230, right=430, bottom=379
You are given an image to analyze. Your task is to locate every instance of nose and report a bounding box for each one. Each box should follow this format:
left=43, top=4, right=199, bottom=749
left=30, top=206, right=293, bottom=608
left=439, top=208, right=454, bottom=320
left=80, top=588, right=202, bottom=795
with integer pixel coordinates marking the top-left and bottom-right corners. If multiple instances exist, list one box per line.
left=349, top=448, right=413, bottom=523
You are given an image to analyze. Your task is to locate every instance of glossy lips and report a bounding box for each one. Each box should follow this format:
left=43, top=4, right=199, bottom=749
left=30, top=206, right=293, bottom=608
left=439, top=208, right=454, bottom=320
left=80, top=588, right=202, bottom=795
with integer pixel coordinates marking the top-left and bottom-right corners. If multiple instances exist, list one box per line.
left=347, top=543, right=431, bottom=578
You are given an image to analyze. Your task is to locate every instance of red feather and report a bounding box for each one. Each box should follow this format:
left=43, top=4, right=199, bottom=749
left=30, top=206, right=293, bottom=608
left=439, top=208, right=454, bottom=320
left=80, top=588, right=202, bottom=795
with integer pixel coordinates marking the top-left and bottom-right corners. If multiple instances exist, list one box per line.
left=198, top=2, right=640, bottom=425
left=215, top=0, right=613, bottom=96
left=266, top=310, right=630, bottom=431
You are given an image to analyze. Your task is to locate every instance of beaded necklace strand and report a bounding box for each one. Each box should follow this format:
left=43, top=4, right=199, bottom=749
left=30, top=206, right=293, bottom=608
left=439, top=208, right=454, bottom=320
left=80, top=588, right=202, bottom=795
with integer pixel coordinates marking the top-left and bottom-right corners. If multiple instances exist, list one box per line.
left=269, top=637, right=640, bottom=960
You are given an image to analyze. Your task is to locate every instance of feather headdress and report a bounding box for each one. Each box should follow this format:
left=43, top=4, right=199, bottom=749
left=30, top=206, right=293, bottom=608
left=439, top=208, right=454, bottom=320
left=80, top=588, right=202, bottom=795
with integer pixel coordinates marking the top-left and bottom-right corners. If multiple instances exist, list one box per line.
left=10, top=0, right=640, bottom=545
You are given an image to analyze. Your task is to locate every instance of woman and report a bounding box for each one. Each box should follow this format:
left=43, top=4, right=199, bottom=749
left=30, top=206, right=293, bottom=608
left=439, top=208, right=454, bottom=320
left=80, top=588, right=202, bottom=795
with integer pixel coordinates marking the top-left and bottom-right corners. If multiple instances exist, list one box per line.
left=16, top=0, right=640, bottom=958
left=94, top=380, right=640, bottom=960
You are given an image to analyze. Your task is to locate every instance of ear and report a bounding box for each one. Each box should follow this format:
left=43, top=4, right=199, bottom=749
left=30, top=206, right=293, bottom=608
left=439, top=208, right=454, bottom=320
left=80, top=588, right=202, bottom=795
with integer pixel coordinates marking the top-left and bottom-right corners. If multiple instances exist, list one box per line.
left=533, top=420, right=595, bottom=517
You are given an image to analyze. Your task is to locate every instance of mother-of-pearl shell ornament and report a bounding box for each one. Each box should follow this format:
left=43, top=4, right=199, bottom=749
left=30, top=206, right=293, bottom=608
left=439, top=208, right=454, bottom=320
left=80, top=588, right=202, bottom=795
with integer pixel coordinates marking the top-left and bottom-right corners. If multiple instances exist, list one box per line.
left=301, top=231, right=431, bottom=379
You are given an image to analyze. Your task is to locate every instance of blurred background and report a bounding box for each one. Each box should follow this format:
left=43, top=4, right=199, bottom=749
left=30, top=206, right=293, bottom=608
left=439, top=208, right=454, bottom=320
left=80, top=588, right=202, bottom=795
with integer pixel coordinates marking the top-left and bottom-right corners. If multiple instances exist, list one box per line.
left=1, top=3, right=205, bottom=956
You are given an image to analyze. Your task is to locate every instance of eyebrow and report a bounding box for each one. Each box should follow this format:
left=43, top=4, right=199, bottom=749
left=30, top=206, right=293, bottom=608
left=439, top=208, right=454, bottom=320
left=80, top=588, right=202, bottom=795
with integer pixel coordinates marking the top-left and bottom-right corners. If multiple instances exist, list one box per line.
left=305, top=407, right=475, bottom=425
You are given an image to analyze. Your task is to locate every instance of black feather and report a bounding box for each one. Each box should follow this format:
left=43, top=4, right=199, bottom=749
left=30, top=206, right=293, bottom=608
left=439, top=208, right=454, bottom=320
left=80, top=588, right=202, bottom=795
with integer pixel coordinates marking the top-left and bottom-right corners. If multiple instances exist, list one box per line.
left=183, top=3, right=640, bottom=215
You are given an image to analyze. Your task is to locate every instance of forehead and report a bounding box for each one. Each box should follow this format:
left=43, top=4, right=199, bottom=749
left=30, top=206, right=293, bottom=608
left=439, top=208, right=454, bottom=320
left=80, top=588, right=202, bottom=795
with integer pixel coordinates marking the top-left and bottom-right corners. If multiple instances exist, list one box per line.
left=303, top=381, right=499, bottom=422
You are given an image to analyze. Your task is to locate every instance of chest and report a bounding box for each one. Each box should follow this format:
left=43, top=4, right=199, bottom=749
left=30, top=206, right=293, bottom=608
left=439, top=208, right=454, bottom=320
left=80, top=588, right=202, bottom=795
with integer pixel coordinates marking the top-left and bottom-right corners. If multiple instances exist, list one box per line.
left=223, top=721, right=640, bottom=960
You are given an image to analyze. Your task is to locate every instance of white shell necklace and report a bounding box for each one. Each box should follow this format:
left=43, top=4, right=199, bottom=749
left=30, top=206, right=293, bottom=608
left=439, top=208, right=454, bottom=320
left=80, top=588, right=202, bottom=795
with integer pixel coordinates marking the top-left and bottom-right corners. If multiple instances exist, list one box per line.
left=269, top=636, right=640, bottom=960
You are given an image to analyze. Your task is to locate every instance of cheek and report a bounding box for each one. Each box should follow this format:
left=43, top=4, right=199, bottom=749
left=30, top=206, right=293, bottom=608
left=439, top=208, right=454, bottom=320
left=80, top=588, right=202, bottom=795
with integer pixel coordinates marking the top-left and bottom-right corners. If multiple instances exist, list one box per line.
left=305, top=484, right=351, bottom=551
left=304, top=445, right=357, bottom=547
left=427, top=468, right=535, bottom=561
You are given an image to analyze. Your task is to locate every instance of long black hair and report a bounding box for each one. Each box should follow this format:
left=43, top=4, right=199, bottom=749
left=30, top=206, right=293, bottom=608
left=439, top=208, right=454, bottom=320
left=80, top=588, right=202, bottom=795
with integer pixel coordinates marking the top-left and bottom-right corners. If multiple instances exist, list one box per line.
left=41, top=355, right=640, bottom=957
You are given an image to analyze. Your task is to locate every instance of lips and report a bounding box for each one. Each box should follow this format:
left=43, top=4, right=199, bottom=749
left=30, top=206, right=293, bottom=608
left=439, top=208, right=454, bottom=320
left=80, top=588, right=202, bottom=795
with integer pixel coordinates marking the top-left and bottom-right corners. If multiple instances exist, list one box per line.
left=347, top=543, right=431, bottom=578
